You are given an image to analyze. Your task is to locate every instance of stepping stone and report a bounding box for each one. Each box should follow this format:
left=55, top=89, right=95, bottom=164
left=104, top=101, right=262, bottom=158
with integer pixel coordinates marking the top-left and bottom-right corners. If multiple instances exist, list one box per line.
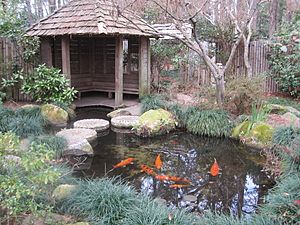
left=107, top=109, right=132, bottom=118
left=111, top=116, right=139, bottom=129
left=56, top=128, right=97, bottom=156
left=74, top=119, right=109, bottom=132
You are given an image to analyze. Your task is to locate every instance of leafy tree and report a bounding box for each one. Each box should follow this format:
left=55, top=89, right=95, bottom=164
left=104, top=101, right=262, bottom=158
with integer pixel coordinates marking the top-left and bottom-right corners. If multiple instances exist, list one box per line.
left=268, top=14, right=300, bottom=97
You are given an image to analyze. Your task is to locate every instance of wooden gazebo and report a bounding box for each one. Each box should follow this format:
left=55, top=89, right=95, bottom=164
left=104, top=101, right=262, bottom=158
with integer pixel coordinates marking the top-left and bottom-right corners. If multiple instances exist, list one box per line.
left=27, top=0, right=158, bottom=106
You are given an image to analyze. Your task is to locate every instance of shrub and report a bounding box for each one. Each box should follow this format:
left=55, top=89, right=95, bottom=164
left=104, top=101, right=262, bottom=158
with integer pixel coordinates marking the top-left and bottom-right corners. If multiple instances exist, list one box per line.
left=273, top=126, right=300, bottom=147
left=268, top=18, right=300, bottom=97
left=140, top=94, right=167, bottom=113
left=186, top=110, right=234, bottom=137
left=0, top=132, right=20, bottom=156
left=225, top=76, right=264, bottom=115
left=22, top=64, right=77, bottom=104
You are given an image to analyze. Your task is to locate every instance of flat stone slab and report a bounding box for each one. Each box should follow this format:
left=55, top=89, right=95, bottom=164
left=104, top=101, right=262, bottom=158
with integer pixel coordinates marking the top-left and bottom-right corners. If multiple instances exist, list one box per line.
left=57, top=128, right=97, bottom=144
left=74, top=119, right=109, bottom=131
left=111, top=116, right=139, bottom=128
left=56, top=128, right=97, bottom=156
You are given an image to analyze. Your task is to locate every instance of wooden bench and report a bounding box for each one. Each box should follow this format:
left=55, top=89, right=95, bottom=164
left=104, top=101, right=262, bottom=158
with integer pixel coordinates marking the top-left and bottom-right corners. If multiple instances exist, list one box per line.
left=76, top=88, right=138, bottom=99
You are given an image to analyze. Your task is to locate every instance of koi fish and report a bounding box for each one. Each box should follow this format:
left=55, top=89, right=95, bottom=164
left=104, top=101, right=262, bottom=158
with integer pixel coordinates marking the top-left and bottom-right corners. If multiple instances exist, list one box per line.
left=169, top=184, right=190, bottom=189
left=210, top=158, right=220, bottom=177
left=155, top=175, right=191, bottom=183
left=155, top=154, right=163, bottom=170
left=294, top=200, right=300, bottom=205
left=113, top=158, right=135, bottom=169
left=141, top=164, right=156, bottom=175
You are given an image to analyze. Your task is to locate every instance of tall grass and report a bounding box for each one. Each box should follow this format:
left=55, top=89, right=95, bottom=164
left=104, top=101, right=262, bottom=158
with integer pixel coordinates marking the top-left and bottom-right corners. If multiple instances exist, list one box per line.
left=140, top=95, right=167, bottom=113
left=0, top=105, right=46, bottom=138
left=272, top=126, right=300, bottom=147
left=186, top=110, right=234, bottom=137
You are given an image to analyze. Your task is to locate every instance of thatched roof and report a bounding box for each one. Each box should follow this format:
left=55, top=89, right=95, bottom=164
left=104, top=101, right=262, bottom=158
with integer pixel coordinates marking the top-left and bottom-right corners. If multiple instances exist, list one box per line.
left=27, top=0, right=158, bottom=37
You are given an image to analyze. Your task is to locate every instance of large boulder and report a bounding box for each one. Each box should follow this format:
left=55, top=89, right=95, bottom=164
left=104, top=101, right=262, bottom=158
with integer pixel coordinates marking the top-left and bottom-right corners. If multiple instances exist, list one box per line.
left=133, top=109, right=177, bottom=137
left=266, top=113, right=300, bottom=129
left=41, top=104, right=69, bottom=125
left=74, top=119, right=110, bottom=132
left=107, top=109, right=132, bottom=118
left=266, top=104, right=300, bottom=117
left=111, top=116, right=139, bottom=128
left=52, top=184, right=77, bottom=201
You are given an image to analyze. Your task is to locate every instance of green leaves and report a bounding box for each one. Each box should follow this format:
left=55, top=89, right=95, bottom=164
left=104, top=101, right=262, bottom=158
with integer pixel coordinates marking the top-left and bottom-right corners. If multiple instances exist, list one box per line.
left=22, top=64, right=78, bottom=105
left=268, top=18, right=300, bottom=98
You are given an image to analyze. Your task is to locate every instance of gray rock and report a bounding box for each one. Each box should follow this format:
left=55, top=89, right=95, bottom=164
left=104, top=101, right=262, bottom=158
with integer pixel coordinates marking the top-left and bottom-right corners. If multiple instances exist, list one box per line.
left=52, top=184, right=77, bottom=201
left=56, top=128, right=97, bottom=156
left=182, top=195, right=197, bottom=202
left=64, top=139, right=94, bottom=156
left=56, top=128, right=97, bottom=144
left=74, top=119, right=109, bottom=132
left=41, top=104, right=69, bottom=126
left=107, top=109, right=132, bottom=118
left=111, top=116, right=139, bottom=128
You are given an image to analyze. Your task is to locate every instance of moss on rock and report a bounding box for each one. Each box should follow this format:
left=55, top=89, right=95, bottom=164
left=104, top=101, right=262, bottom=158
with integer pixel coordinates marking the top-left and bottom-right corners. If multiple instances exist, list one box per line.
left=41, top=104, right=69, bottom=125
left=232, top=120, right=251, bottom=138
left=133, top=109, right=177, bottom=137
left=250, top=123, right=274, bottom=143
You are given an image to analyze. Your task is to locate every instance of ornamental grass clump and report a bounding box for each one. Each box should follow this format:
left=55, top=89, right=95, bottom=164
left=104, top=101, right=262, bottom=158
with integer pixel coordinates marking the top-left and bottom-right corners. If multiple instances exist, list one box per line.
left=186, top=110, right=234, bottom=137
left=141, top=94, right=167, bottom=113
left=272, top=126, right=300, bottom=147
left=59, top=177, right=140, bottom=225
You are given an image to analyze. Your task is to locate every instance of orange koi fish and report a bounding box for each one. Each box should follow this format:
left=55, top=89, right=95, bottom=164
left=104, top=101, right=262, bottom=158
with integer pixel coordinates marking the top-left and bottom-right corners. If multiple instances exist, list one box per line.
left=169, top=184, right=190, bottom=189
left=155, top=175, right=191, bottom=183
left=141, top=164, right=156, bottom=175
left=210, top=158, right=220, bottom=177
left=155, top=154, right=163, bottom=170
left=113, top=158, right=135, bottom=169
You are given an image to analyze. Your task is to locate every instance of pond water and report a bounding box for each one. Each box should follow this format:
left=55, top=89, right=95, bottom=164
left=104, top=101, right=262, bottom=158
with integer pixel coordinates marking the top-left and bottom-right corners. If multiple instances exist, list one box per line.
left=68, top=107, right=273, bottom=217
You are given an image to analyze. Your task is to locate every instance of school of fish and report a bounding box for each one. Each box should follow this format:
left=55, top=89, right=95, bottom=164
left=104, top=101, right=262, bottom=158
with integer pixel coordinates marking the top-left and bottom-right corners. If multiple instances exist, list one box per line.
left=111, top=154, right=221, bottom=189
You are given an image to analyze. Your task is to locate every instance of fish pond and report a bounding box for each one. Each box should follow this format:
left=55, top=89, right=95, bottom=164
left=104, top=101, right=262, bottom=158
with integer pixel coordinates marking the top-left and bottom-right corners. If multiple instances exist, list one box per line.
left=68, top=107, right=273, bottom=218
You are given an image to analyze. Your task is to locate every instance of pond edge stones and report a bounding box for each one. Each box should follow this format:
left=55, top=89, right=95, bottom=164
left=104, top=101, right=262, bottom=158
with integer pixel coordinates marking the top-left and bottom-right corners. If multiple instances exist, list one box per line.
left=56, top=128, right=97, bottom=156
left=73, top=119, right=110, bottom=132
left=111, top=116, right=139, bottom=129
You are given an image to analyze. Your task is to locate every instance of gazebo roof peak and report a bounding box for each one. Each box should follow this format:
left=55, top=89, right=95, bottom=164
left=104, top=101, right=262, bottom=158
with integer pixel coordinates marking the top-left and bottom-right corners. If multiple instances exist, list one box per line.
left=27, top=0, right=158, bottom=37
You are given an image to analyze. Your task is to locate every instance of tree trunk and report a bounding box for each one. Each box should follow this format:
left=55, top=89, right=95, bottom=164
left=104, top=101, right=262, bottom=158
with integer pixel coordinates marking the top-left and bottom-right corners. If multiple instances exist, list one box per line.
left=58, top=0, right=62, bottom=8
left=243, top=18, right=253, bottom=77
left=49, top=0, right=56, bottom=13
left=25, top=0, right=34, bottom=25
left=37, top=0, right=43, bottom=18
left=268, top=0, right=279, bottom=37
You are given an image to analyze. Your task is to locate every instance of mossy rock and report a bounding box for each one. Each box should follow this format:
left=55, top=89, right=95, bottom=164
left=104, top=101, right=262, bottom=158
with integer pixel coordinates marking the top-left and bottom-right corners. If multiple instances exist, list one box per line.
left=133, top=109, right=177, bottom=137
left=250, top=123, right=274, bottom=143
left=232, top=120, right=251, bottom=138
left=41, top=104, right=69, bottom=125
left=52, top=184, right=77, bottom=201
left=67, top=223, right=90, bottom=225
left=266, top=104, right=300, bottom=117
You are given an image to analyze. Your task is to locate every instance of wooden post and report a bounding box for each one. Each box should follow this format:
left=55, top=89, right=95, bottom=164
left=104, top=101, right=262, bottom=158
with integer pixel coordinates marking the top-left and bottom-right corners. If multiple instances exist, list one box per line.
left=115, top=36, right=123, bottom=107
left=40, top=38, right=52, bottom=67
left=61, top=36, right=71, bottom=80
left=139, top=37, right=150, bottom=98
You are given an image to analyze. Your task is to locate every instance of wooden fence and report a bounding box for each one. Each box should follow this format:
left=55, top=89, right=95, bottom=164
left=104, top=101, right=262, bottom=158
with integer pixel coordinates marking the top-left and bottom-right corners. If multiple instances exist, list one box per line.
left=194, top=40, right=279, bottom=93
left=0, top=38, right=279, bottom=102
left=0, top=38, right=34, bottom=101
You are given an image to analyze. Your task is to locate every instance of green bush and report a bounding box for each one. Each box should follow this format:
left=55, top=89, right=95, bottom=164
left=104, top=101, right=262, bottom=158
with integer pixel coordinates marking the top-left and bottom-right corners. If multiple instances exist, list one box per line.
left=22, top=64, right=77, bottom=104
left=272, top=126, right=300, bottom=147
left=0, top=132, right=20, bottom=156
left=268, top=18, right=300, bottom=97
left=186, top=110, right=234, bottom=137
left=140, top=94, right=167, bottom=113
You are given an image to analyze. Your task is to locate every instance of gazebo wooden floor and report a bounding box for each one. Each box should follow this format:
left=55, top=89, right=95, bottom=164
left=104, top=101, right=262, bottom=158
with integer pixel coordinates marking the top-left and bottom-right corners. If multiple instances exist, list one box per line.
left=74, top=93, right=139, bottom=109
